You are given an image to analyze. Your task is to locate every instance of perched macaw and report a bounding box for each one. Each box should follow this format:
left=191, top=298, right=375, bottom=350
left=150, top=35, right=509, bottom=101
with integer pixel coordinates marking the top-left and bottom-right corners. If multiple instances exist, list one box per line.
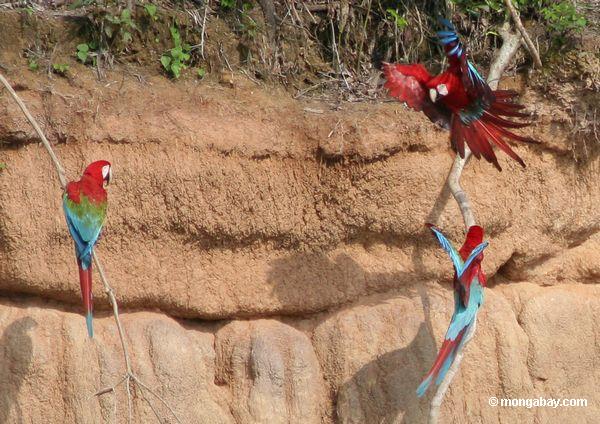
left=383, top=19, right=539, bottom=171
left=417, top=224, right=488, bottom=397
left=63, top=160, right=112, bottom=338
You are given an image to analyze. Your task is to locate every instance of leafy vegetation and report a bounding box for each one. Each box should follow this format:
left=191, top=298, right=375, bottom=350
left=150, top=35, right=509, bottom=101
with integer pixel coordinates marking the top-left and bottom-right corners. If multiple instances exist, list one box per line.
left=449, top=0, right=587, bottom=34
left=144, top=3, right=158, bottom=21
left=52, top=63, right=70, bottom=76
left=386, top=8, right=408, bottom=31
left=28, top=59, right=39, bottom=72
left=541, top=2, right=587, bottom=33
left=219, top=0, right=236, bottom=9
left=160, top=26, right=191, bottom=79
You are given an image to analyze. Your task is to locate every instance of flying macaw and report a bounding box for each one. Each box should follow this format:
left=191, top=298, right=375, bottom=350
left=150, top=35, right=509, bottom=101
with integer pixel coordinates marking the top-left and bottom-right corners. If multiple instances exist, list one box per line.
left=417, top=224, right=488, bottom=397
left=383, top=19, right=539, bottom=171
left=63, top=160, right=112, bottom=338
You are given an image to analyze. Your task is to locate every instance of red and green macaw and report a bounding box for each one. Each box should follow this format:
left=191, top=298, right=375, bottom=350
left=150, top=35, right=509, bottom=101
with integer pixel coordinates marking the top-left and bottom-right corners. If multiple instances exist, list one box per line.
left=383, top=19, right=539, bottom=171
left=63, top=160, right=112, bottom=338
left=417, top=224, right=488, bottom=397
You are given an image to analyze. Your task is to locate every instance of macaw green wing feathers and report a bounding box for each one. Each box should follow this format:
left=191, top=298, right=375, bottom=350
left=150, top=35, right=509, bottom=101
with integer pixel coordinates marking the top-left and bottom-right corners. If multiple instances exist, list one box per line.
left=63, top=193, right=107, bottom=267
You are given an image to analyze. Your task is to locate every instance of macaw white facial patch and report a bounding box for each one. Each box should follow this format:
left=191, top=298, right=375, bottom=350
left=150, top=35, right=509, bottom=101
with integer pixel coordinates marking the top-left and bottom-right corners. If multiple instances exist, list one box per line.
left=102, top=164, right=111, bottom=180
left=436, top=84, right=448, bottom=96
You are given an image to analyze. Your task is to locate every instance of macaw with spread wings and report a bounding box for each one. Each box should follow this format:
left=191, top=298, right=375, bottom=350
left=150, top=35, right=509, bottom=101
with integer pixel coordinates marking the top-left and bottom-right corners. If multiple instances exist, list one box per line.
left=383, top=19, right=539, bottom=171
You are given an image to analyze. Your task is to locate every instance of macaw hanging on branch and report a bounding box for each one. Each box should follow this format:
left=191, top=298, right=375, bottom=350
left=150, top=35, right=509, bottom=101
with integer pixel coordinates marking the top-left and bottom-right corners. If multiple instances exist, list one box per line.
left=63, top=160, right=112, bottom=338
left=417, top=224, right=488, bottom=397
left=383, top=19, right=539, bottom=171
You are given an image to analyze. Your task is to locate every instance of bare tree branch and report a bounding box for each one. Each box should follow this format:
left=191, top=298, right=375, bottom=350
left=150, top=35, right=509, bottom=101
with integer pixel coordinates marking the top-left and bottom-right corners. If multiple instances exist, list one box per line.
left=503, top=0, right=543, bottom=68
left=427, top=24, right=523, bottom=424
left=0, top=71, right=181, bottom=424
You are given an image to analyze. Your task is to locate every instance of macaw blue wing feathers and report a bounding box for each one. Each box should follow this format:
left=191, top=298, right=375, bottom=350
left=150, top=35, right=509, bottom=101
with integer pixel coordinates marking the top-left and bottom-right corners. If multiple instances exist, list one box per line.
left=427, top=224, right=464, bottom=274
left=458, top=241, right=489, bottom=278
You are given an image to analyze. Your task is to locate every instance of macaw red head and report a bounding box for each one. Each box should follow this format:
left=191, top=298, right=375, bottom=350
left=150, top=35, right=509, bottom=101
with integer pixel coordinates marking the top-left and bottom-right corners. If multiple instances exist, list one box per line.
left=459, top=225, right=484, bottom=259
left=83, top=160, right=112, bottom=187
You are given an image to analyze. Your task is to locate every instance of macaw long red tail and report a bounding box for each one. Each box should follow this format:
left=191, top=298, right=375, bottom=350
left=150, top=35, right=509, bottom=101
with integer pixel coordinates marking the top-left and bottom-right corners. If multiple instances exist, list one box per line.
left=454, top=94, right=539, bottom=171
left=77, top=263, right=94, bottom=338
left=416, top=326, right=468, bottom=397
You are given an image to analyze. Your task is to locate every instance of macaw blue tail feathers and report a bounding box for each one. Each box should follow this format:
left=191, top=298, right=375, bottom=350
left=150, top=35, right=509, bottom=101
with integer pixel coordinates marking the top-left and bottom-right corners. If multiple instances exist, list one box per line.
left=416, top=375, right=433, bottom=397
left=86, top=312, right=94, bottom=338
left=416, top=326, right=469, bottom=397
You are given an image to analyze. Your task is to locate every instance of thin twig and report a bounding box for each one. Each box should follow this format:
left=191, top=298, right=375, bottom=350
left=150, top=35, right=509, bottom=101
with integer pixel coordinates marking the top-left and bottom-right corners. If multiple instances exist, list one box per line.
left=503, top=0, right=543, bottom=68
left=427, top=24, right=523, bottom=423
left=200, top=2, right=210, bottom=60
left=329, top=19, right=350, bottom=90
left=0, top=71, right=181, bottom=424
left=132, top=375, right=182, bottom=424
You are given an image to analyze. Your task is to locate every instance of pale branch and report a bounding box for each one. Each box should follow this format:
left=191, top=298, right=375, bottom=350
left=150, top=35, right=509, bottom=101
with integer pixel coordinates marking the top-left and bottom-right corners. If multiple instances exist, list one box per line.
left=0, top=71, right=181, bottom=424
left=0, top=72, right=67, bottom=189
left=427, top=24, right=524, bottom=424
left=93, top=254, right=133, bottom=375
left=502, top=0, right=543, bottom=68
left=446, top=150, right=475, bottom=229
left=488, top=22, right=522, bottom=90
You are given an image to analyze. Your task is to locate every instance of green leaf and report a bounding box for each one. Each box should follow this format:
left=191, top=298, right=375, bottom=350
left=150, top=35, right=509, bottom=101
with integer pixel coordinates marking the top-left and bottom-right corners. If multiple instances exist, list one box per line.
left=160, top=55, right=172, bottom=70
left=169, top=26, right=181, bottom=46
left=122, top=31, right=132, bottom=43
left=220, top=0, right=235, bottom=9
left=77, top=43, right=89, bottom=53
left=77, top=50, right=88, bottom=62
left=171, top=46, right=183, bottom=59
left=105, top=25, right=114, bottom=38
left=171, top=62, right=181, bottom=78
left=0, top=163, right=6, bottom=171
left=28, top=60, right=38, bottom=71
left=144, top=3, right=157, bottom=19
left=197, top=67, right=206, bottom=78
left=52, top=63, right=69, bottom=75
left=121, top=8, right=131, bottom=21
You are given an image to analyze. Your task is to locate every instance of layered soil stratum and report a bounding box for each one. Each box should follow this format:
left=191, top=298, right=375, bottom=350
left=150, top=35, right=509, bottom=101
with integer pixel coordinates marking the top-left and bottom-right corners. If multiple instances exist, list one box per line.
left=1, top=11, right=600, bottom=424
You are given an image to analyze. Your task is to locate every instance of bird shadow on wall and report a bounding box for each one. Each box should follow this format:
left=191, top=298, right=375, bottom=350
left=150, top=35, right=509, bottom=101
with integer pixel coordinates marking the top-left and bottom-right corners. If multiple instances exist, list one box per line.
left=0, top=316, right=36, bottom=424
left=264, top=177, right=459, bottom=423
left=337, top=320, right=435, bottom=424
left=266, top=250, right=443, bottom=423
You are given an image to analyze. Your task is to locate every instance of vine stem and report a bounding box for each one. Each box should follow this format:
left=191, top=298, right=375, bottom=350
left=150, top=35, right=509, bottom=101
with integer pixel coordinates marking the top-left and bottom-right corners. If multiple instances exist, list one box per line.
left=427, top=24, right=524, bottom=424
left=0, top=71, right=181, bottom=424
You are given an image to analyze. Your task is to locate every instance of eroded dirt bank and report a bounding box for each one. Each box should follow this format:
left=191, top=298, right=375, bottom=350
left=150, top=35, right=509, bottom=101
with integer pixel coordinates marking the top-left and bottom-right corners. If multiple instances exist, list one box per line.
left=1, top=23, right=600, bottom=424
